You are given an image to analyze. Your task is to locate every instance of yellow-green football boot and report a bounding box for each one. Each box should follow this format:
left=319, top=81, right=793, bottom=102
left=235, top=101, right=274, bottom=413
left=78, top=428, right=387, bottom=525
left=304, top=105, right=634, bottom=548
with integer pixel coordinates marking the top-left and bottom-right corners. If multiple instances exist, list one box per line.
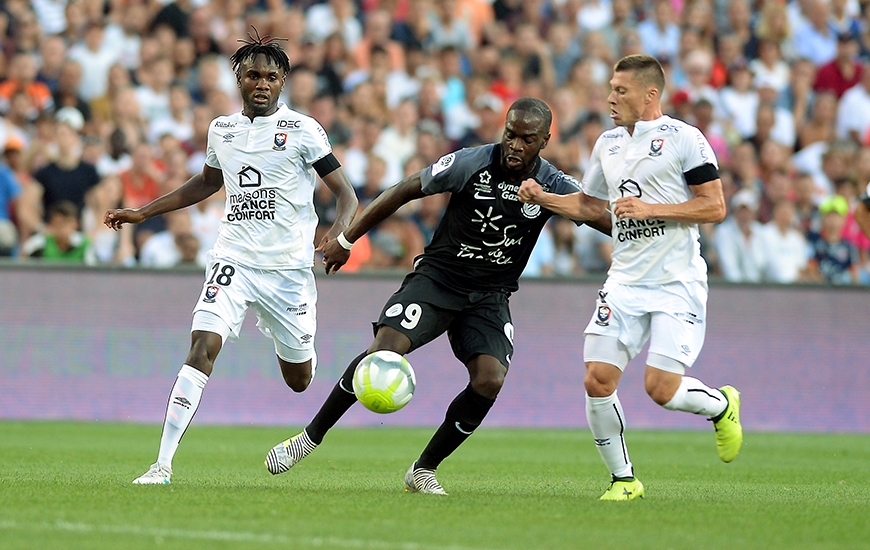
left=712, top=385, right=743, bottom=463
left=599, top=477, right=644, bottom=501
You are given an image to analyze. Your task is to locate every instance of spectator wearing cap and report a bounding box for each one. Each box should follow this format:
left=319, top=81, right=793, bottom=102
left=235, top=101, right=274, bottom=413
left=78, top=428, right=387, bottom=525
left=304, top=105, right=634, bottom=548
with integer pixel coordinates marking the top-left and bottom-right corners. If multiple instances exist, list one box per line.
left=792, top=0, right=838, bottom=66
left=714, top=188, right=767, bottom=282
left=805, top=194, right=860, bottom=284
left=457, top=92, right=503, bottom=149
left=0, top=51, right=54, bottom=116
left=813, top=32, right=862, bottom=99
left=836, top=63, right=870, bottom=144
left=32, top=113, right=100, bottom=223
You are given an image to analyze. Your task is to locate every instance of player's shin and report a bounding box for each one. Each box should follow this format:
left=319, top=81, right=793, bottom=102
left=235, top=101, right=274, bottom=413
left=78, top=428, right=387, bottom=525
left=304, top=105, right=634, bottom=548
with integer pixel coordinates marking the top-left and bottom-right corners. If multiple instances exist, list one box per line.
left=417, top=385, right=495, bottom=469
left=305, top=351, right=367, bottom=444
left=157, top=364, right=208, bottom=466
left=586, top=392, right=634, bottom=479
left=661, top=376, right=727, bottom=417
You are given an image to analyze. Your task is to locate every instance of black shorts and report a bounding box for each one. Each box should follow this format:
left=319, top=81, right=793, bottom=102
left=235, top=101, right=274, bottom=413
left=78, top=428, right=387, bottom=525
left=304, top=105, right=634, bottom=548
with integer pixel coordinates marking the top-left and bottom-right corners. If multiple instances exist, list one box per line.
left=375, top=272, right=514, bottom=369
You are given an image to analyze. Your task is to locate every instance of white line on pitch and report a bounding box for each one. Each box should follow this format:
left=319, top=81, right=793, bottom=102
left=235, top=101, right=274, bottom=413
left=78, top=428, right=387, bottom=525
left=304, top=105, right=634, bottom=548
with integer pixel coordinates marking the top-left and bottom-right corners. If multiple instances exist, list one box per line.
left=0, top=520, right=501, bottom=550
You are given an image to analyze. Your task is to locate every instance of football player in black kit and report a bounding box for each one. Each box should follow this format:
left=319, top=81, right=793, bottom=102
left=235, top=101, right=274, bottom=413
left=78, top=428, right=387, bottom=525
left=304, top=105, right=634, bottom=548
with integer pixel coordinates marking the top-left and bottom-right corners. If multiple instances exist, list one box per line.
left=265, top=97, right=610, bottom=494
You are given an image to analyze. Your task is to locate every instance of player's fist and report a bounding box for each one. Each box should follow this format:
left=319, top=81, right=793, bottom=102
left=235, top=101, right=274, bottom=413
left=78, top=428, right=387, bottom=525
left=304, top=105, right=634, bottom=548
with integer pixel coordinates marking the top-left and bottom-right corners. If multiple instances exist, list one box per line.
left=518, top=179, right=543, bottom=204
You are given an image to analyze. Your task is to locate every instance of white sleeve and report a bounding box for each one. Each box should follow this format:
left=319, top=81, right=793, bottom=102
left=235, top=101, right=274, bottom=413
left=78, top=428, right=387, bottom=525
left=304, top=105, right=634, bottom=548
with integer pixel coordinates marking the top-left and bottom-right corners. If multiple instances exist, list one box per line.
left=204, top=120, right=220, bottom=169
left=300, top=118, right=333, bottom=165
left=581, top=137, right=609, bottom=201
left=682, top=126, right=719, bottom=172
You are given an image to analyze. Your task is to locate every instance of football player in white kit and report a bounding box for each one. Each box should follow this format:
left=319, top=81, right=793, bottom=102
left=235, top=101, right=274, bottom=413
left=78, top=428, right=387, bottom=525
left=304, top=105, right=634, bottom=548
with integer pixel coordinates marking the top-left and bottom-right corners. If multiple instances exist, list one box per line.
left=519, top=54, right=743, bottom=500
left=105, top=30, right=358, bottom=485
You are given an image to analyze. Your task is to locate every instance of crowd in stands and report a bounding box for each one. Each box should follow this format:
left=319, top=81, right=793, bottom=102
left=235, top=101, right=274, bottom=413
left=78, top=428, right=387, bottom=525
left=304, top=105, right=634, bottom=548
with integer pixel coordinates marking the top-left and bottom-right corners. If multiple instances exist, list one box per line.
left=1, top=0, right=870, bottom=285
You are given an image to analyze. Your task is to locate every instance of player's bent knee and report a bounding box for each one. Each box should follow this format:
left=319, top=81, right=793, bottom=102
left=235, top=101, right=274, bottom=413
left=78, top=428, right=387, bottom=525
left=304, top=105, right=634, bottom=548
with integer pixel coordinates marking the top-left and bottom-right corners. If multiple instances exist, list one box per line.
left=584, top=365, right=620, bottom=397
left=279, top=360, right=312, bottom=392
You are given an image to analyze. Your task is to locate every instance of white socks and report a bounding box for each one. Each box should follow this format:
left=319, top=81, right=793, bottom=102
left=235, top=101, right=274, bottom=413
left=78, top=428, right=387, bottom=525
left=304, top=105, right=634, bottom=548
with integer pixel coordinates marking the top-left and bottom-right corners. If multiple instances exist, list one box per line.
left=157, top=365, right=208, bottom=467
left=586, top=392, right=633, bottom=479
left=662, top=376, right=726, bottom=417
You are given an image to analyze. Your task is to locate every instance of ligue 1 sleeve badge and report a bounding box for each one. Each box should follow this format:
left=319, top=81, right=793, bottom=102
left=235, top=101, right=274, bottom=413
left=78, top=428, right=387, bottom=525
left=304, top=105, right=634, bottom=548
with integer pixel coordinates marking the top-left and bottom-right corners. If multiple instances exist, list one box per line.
left=650, top=138, right=664, bottom=156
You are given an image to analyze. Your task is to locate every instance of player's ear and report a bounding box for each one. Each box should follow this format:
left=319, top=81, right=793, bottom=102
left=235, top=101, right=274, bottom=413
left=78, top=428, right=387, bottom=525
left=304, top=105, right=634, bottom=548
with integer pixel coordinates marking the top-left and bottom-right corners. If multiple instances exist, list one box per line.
left=541, top=132, right=551, bottom=150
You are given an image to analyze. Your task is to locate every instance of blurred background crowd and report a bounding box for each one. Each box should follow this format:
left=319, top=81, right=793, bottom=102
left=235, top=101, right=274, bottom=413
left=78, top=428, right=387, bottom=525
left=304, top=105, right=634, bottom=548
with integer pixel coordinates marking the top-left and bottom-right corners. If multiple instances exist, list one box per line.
left=1, top=0, right=870, bottom=285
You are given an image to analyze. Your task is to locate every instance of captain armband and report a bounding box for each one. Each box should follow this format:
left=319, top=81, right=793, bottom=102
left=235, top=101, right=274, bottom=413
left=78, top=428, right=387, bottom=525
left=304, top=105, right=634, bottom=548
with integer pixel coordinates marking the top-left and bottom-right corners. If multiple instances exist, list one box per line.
left=684, top=163, right=719, bottom=186
left=313, top=153, right=341, bottom=178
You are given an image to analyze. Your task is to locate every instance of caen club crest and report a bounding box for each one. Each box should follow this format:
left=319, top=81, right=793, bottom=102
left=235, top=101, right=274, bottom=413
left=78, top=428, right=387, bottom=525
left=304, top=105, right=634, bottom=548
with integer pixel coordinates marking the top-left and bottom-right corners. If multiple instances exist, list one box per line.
left=203, top=285, right=219, bottom=303
left=273, top=132, right=287, bottom=151
left=595, top=305, right=611, bottom=326
left=649, top=138, right=664, bottom=156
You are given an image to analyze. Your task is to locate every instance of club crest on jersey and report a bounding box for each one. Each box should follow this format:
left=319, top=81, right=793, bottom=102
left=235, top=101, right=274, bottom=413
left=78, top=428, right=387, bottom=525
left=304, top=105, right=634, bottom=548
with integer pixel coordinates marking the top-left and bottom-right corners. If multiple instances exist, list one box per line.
left=521, top=203, right=541, bottom=218
left=595, top=305, right=611, bottom=326
left=273, top=132, right=287, bottom=151
left=649, top=138, right=664, bottom=156
left=203, top=285, right=219, bottom=303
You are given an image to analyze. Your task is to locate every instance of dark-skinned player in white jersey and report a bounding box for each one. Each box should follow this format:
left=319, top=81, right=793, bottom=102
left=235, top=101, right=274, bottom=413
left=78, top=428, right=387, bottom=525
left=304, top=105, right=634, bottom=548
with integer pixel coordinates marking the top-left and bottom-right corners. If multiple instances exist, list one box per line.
left=519, top=54, right=743, bottom=501
left=265, top=97, right=612, bottom=495
left=105, top=30, right=358, bottom=485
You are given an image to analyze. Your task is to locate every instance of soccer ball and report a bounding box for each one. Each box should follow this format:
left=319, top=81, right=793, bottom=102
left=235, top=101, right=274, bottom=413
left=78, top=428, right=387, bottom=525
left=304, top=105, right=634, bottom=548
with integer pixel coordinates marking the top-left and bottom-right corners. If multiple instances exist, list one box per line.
left=352, top=350, right=416, bottom=414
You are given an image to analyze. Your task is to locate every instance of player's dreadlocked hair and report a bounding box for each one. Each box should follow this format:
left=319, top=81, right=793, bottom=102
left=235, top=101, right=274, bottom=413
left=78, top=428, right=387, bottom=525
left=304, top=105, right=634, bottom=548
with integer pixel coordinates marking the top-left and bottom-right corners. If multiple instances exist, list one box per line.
left=229, top=27, right=291, bottom=76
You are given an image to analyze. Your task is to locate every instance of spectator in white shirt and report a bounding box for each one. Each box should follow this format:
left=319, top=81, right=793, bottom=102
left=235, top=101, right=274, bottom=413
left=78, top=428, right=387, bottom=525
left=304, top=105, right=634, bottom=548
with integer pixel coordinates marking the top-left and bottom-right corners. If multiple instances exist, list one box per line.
left=835, top=63, right=870, bottom=143
left=68, top=22, right=119, bottom=101
left=759, top=199, right=810, bottom=282
left=714, top=189, right=767, bottom=282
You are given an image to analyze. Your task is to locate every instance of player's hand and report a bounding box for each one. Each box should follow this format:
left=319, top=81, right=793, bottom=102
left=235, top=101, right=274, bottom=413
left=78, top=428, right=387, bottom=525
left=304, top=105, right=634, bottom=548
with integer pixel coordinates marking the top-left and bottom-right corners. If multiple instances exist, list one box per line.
left=613, top=196, right=652, bottom=220
left=518, top=179, right=544, bottom=204
left=317, top=234, right=351, bottom=275
left=104, top=208, right=145, bottom=230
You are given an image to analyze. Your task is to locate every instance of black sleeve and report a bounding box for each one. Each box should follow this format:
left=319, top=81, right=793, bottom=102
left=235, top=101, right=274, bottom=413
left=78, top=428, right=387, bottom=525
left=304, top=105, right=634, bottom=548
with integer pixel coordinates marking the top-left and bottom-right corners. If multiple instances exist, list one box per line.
left=684, top=163, right=719, bottom=186
left=313, top=153, right=341, bottom=178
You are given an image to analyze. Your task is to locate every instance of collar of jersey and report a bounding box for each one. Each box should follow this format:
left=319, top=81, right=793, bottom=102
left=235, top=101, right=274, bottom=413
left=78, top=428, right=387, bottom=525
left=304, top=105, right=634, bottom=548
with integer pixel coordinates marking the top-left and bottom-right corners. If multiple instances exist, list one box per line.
left=236, top=102, right=289, bottom=125
left=633, top=115, right=669, bottom=135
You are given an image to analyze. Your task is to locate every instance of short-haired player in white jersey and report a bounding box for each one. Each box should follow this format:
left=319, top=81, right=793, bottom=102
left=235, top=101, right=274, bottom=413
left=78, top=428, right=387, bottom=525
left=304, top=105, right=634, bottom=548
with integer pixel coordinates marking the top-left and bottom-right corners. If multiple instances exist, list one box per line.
left=518, top=54, right=743, bottom=501
left=105, top=29, right=358, bottom=485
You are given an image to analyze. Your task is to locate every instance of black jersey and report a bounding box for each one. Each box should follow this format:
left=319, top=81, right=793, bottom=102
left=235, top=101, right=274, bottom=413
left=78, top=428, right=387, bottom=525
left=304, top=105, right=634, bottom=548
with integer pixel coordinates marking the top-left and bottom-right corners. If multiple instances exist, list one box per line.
left=416, top=143, right=582, bottom=293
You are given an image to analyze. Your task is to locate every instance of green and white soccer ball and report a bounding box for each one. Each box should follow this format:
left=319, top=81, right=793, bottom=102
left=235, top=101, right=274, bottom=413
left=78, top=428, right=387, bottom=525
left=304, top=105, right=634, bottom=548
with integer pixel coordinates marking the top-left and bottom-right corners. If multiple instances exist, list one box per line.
left=352, top=351, right=416, bottom=414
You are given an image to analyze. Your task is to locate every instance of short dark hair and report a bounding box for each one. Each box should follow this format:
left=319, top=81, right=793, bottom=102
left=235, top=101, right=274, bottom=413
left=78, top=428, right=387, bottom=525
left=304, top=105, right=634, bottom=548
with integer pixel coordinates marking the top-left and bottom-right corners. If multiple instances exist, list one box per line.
left=48, top=200, right=79, bottom=221
left=614, top=54, right=666, bottom=94
left=229, top=27, right=290, bottom=76
left=507, top=97, right=552, bottom=133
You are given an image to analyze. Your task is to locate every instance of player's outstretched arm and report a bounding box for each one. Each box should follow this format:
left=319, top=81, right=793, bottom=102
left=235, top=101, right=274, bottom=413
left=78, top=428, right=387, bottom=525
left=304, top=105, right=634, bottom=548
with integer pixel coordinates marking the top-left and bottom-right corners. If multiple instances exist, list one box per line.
left=104, top=166, right=224, bottom=230
left=316, top=166, right=358, bottom=246
left=321, top=171, right=426, bottom=274
left=518, top=179, right=608, bottom=224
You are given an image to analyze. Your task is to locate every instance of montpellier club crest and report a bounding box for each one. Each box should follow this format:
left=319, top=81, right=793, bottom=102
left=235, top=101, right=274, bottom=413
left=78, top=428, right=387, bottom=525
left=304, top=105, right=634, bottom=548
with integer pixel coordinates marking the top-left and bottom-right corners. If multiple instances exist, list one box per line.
left=649, top=138, right=664, bottom=156
left=273, top=132, right=287, bottom=151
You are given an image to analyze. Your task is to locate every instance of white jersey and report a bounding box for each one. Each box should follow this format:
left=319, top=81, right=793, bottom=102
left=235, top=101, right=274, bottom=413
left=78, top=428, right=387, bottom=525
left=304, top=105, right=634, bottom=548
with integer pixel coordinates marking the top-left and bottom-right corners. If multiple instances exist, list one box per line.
left=583, top=115, right=718, bottom=285
left=205, top=103, right=332, bottom=269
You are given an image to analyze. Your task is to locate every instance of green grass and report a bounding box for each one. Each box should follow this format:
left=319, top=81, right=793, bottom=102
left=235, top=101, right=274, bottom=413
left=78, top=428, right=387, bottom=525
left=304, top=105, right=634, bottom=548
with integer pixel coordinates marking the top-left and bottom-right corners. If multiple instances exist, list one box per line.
left=1, top=422, right=868, bottom=550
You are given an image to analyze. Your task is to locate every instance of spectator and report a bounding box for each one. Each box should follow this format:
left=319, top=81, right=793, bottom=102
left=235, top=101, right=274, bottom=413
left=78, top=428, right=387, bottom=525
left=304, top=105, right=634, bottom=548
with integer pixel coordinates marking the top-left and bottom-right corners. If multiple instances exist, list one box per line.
left=21, top=200, right=95, bottom=264
left=792, top=0, right=838, bottom=66
left=805, top=194, right=860, bottom=284
left=813, top=32, right=862, bottom=99
left=138, top=208, right=195, bottom=268
left=0, top=51, right=54, bottom=115
left=52, top=60, right=91, bottom=124
left=637, top=0, right=680, bottom=62
left=33, top=113, right=100, bottom=223
left=836, top=63, right=870, bottom=143
left=149, top=84, right=195, bottom=144
left=119, top=142, right=166, bottom=210
left=68, top=21, right=120, bottom=102
left=0, top=161, right=21, bottom=256
left=714, top=189, right=766, bottom=282
left=81, top=176, right=135, bottom=266
left=758, top=199, right=809, bottom=283
left=749, top=39, right=790, bottom=94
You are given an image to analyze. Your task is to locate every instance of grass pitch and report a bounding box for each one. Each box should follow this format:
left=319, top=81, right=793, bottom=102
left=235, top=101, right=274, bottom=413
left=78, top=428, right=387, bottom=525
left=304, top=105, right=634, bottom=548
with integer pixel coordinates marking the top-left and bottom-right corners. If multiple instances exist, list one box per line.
left=1, top=421, right=868, bottom=550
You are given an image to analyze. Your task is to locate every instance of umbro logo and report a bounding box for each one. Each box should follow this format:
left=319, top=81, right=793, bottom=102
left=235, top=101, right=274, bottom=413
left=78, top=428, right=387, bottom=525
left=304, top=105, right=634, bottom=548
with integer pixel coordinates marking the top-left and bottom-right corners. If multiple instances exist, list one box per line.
left=608, top=145, right=620, bottom=155
left=173, top=396, right=191, bottom=409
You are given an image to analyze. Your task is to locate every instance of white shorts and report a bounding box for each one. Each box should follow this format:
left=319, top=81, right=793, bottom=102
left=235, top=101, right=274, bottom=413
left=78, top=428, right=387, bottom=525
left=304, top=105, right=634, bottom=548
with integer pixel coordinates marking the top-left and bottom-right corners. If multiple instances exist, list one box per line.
left=191, top=252, right=317, bottom=363
left=583, top=279, right=708, bottom=372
